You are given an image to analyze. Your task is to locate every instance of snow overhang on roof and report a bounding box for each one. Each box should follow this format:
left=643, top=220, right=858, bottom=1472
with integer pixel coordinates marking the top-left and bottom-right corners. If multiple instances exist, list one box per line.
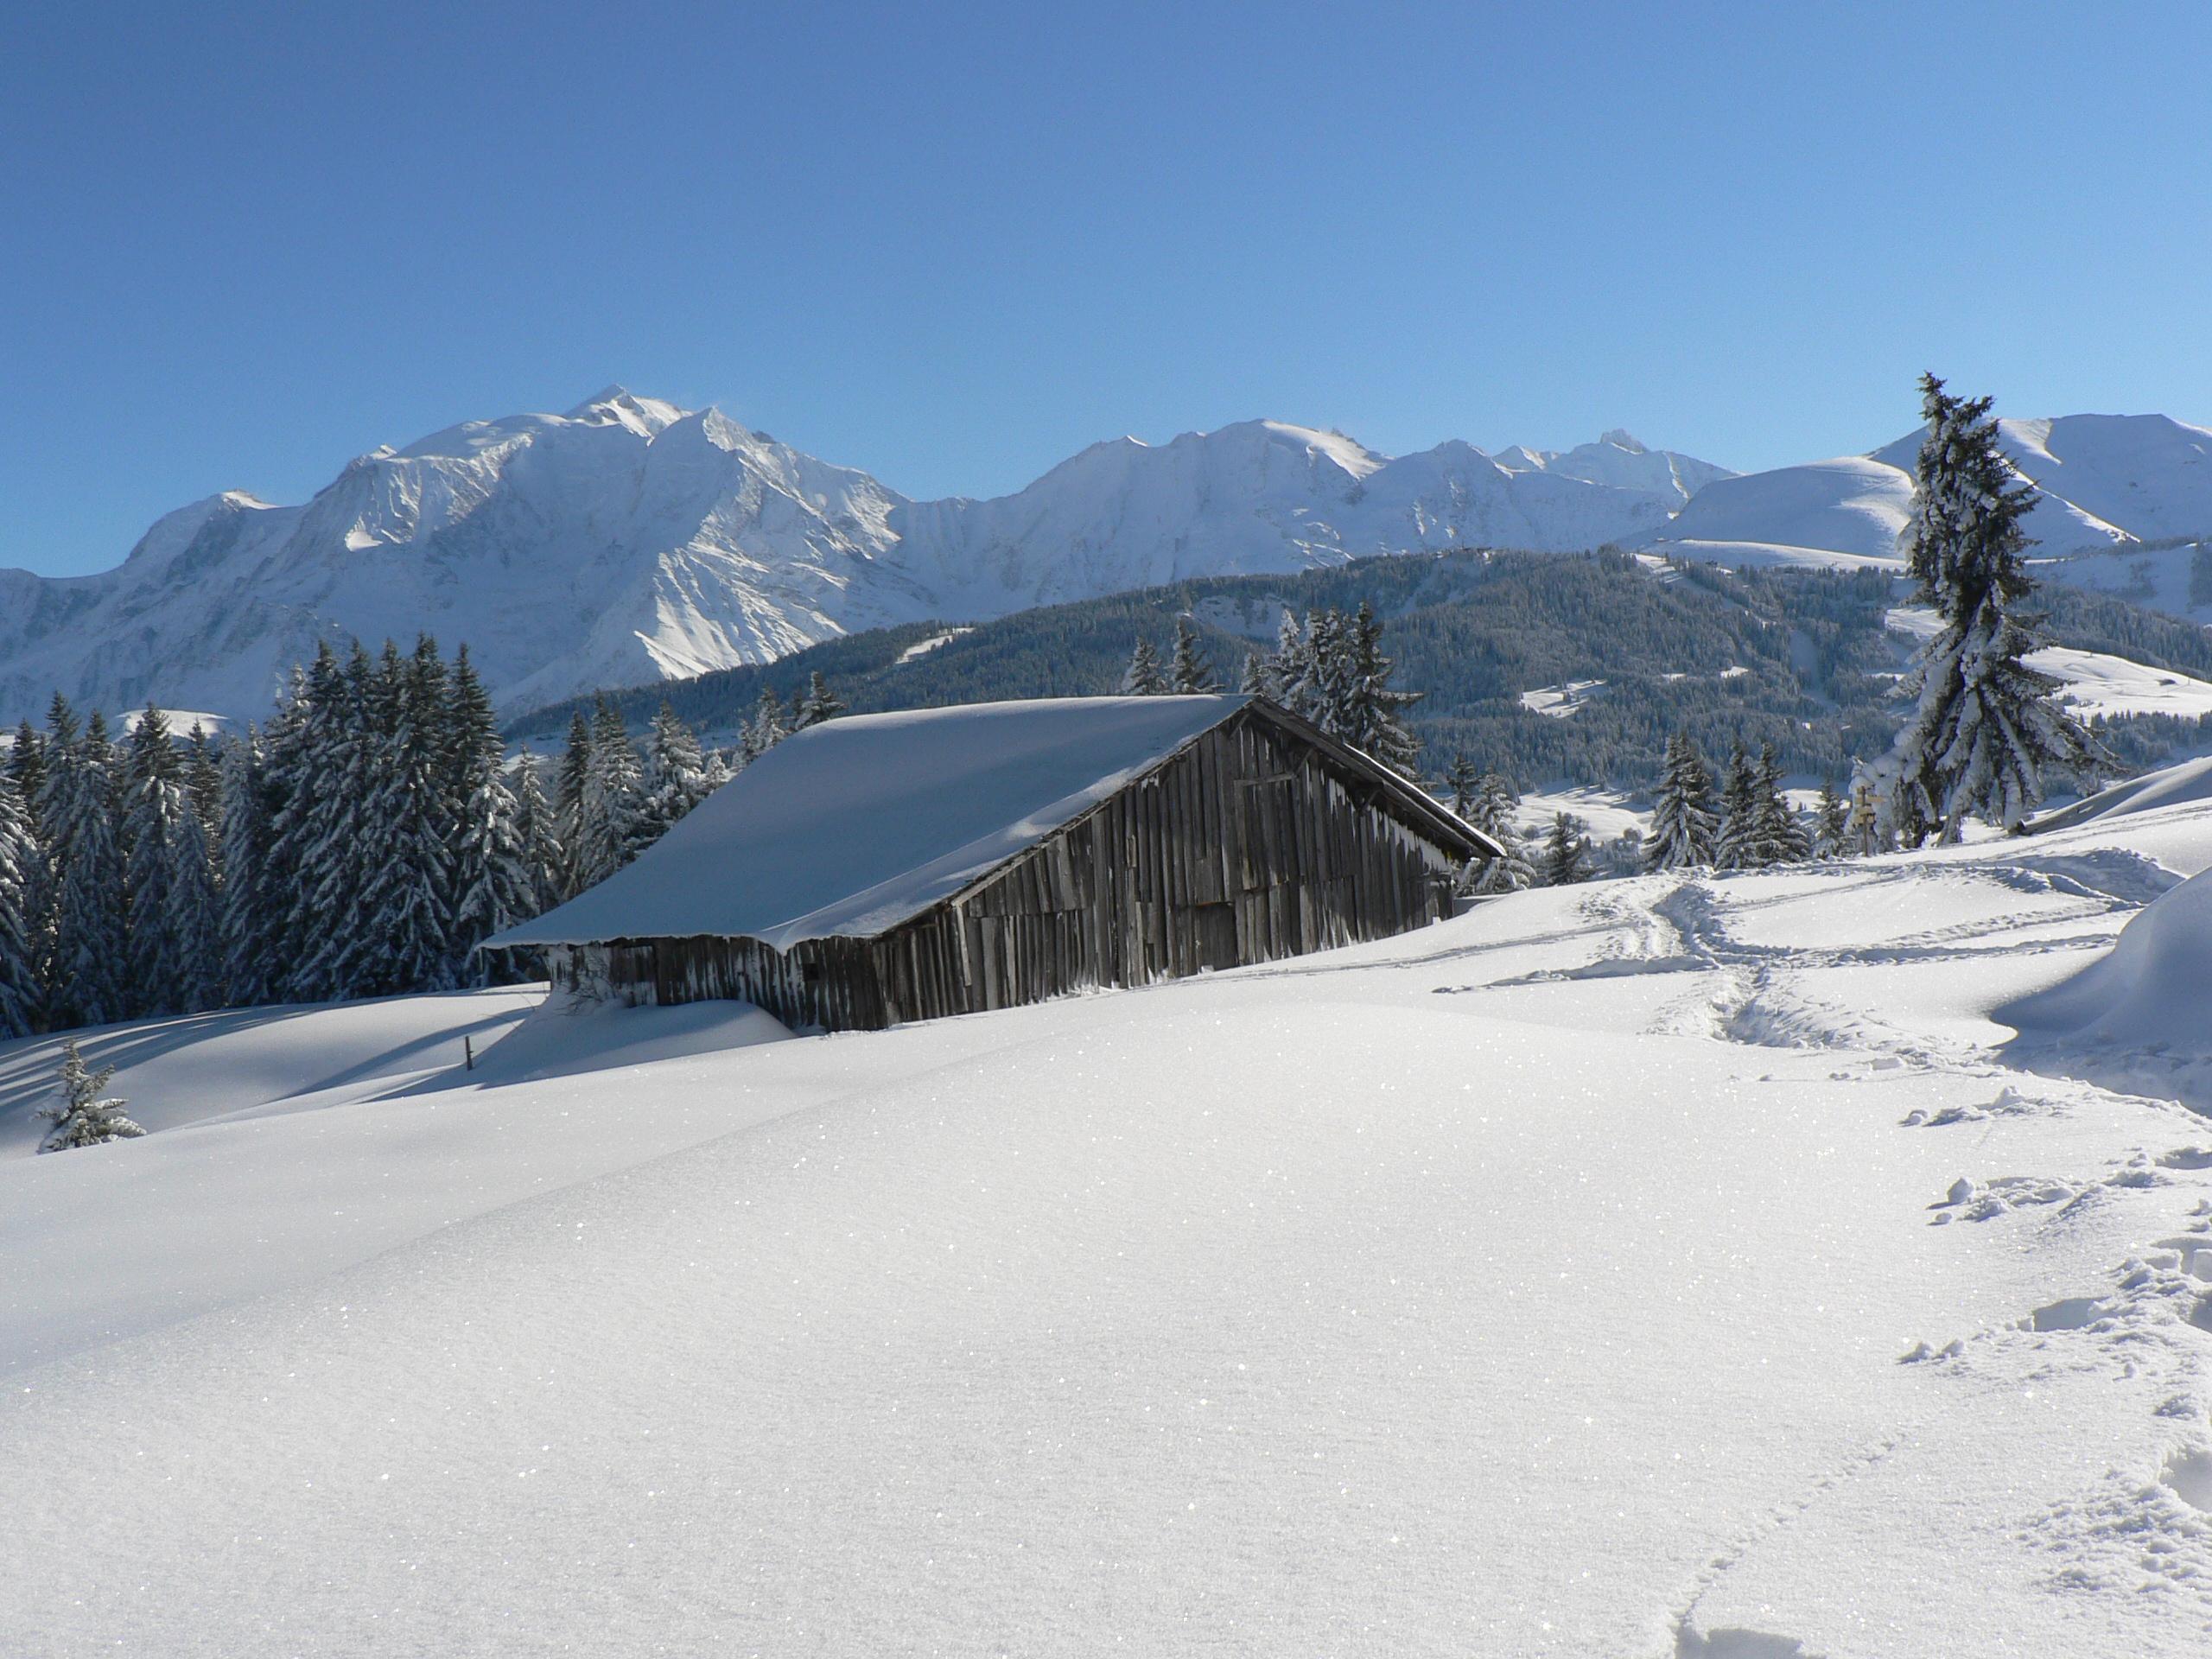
left=487, top=694, right=1499, bottom=957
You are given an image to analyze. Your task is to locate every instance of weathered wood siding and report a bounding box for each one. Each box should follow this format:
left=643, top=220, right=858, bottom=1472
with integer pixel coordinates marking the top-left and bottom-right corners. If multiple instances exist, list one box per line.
left=551, top=707, right=1471, bottom=1032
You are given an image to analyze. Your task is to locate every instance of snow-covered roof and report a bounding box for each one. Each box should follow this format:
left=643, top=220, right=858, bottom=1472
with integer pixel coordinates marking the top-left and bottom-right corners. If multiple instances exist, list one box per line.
left=492, top=696, right=1248, bottom=952
left=495, top=695, right=1494, bottom=954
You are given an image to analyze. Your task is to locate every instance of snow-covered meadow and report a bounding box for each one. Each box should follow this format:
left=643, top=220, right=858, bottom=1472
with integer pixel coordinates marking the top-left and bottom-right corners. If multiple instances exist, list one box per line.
left=8, top=789, right=2212, bottom=1654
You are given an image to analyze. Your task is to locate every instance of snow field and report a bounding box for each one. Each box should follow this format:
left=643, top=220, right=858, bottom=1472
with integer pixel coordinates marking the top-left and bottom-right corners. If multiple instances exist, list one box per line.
left=9, top=794, right=2212, bottom=1651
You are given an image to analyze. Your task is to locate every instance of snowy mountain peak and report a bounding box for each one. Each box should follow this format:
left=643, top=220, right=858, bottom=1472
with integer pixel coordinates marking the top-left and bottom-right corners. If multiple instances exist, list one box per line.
left=566, top=385, right=689, bottom=436
left=1599, top=429, right=1647, bottom=454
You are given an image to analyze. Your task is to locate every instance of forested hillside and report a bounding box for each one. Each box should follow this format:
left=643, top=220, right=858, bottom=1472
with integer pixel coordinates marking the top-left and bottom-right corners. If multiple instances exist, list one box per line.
left=511, top=550, right=2212, bottom=788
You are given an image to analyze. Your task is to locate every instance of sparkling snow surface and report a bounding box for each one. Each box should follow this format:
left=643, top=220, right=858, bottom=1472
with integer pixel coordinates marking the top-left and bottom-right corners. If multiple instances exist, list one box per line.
left=9, top=806, right=2212, bottom=1654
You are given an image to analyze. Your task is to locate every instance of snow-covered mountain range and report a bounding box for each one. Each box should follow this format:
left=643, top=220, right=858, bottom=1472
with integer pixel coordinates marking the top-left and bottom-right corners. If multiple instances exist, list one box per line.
left=6, top=391, right=2210, bottom=723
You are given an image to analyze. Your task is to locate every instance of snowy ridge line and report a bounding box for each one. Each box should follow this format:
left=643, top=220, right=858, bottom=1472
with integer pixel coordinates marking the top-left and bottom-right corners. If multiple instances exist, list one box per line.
left=10, top=390, right=2212, bottom=727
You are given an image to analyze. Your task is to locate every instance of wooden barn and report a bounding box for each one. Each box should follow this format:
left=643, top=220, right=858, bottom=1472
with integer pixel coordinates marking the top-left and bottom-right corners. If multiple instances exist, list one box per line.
left=490, top=695, right=1503, bottom=1033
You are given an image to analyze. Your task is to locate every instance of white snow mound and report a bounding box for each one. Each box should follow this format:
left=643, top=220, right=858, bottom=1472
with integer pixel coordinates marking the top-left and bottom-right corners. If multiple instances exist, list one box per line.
left=1998, top=862, right=2212, bottom=1046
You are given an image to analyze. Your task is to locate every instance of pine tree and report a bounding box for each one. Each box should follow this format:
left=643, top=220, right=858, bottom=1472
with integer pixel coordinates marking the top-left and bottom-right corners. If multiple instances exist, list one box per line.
left=167, top=800, right=219, bottom=1013
left=183, top=724, right=223, bottom=848
left=1238, top=651, right=1274, bottom=697
left=1342, top=602, right=1421, bottom=777
left=445, top=654, right=532, bottom=983
left=641, top=700, right=710, bottom=846
left=1712, top=742, right=1759, bottom=871
left=280, top=643, right=377, bottom=1001
left=1121, top=639, right=1170, bottom=696
left=509, top=748, right=562, bottom=922
left=1443, top=753, right=1479, bottom=819
left=791, top=671, right=847, bottom=729
left=448, top=760, right=530, bottom=985
left=1540, top=812, right=1592, bottom=887
left=216, top=728, right=272, bottom=1007
left=1290, top=609, right=1356, bottom=736
left=8, top=718, right=46, bottom=807
left=347, top=640, right=454, bottom=995
left=1812, top=779, right=1850, bottom=858
left=1466, top=771, right=1522, bottom=844
left=1643, top=733, right=1719, bottom=871
left=1888, top=373, right=2090, bottom=842
left=45, top=707, right=127, bottom=1028
left=1470, top=831, right=1538, bottom=895
left=1267, top=610, right=1308, bottom=710
left=0, top=769, right=41, bottom=1039
left=36, top=1039, right=144, bottom=1152
left=121, top=705, right=188, bottom=1017
left=575, top=699, right=646, bottom=888
left=1749, top=745, right=1811, bottom=867
left=739, top=686, right=791, bottom=763
left=553, top=709, right=594, bottom=899
left=1168, top=619, right=1219, bottom=694
left=5, top=719, right=54, bottom=1027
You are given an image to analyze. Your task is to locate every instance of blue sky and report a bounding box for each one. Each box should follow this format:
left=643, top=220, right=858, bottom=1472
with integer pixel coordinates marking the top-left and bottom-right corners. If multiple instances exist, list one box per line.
left=7, top=1, right=2209, bottom=575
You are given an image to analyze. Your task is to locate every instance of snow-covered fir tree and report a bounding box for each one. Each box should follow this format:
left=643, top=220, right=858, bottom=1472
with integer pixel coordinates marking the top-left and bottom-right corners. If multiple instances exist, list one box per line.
left=1464, top=770, right=1536, bottom=893
left=1237, top=650, right=1274, bottom=697
left=1443, top=753, right=1479, bottom=819
left=1887, top=373, right=2090, bottom=842
left=1169, top=620, right=1219, bottom=694
left=1540, top=812, right=1592, bottom=887
left=1643, top=733, right=1718, bottom=871
left=1712, top=742, right=1759, bottom=871
left=739, top=686, right=791, bottom=764
left=216, top=728, right=272, bottom=1007
left=347, top=640, right=454, bottom=995
left=3, top=722, right=53, bottom=1027
left=121, top=705, right=189, bottom=1018
left=1121, top=639, right=1170, bottom=696
left=575, top=699, right=648, bottom=890
left=792, top=671, right=847, bottom=729
left=553, top=709, right=594, bottom=899
left=1812, top=779, right=1850, bottom=858
left=509, top=747, right=562, bottom=924
left=446, top=658, right=534, bottom=983
left=1268, top=610, right=1308, bottom=706
left=0, top=768, right=41, bottom=1039
left=275, top=643, right=374, bottom=1000
left=1749, top=746, right=1811, bottom=867
left=1466, top=771, right=1521, bottom=844
left=1342, top=602, right=1421, bottom=778
left=36, top=1039, right=143, bottom=1153
left=42, top=703, right=127, bottom=1028
left=641, top=700, right=712, bottom=845
left=1471, top=832, right=1537, bottom=895
left=166, top=794, right=219, bottom=1014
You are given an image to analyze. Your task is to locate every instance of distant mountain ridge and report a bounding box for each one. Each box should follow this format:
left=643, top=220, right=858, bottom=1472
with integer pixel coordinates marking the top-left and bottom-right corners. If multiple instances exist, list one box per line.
left=5, top=390, right=2209, bottom=724
left=0, top=394, right=1728, bottom=723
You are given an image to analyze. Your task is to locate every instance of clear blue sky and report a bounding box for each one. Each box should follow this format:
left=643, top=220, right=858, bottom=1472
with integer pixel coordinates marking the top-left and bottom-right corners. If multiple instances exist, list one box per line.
left=8, top=1, right=2210, bottom=575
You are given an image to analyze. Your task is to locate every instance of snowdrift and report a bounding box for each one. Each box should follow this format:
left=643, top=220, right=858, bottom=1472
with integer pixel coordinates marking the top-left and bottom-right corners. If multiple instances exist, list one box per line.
left=1997, top=862, right=2212, bottom=1047
left=2031, top=755, right=2212, bottom=835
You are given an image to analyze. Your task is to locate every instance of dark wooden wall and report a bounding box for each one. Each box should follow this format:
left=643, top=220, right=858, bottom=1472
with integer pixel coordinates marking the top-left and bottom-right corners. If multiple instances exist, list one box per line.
left=550, top=708, right=1472, bottom=1032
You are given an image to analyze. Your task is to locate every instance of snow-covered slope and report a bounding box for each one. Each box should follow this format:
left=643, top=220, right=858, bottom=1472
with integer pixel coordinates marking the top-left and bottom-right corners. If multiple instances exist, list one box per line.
left=1886, top=606, right=2212, bottom=721
left=1648, top=416, right=2212, bottom=612
left=0, top=399, right=1726, bottom=725
left=10, top=800, right=2212, bottom=1653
